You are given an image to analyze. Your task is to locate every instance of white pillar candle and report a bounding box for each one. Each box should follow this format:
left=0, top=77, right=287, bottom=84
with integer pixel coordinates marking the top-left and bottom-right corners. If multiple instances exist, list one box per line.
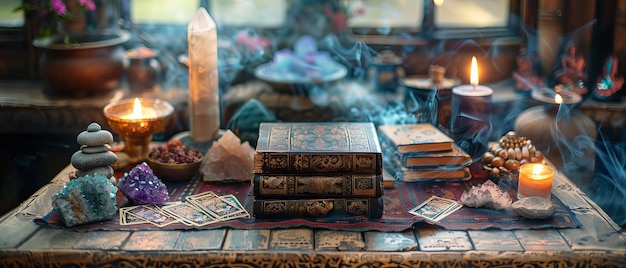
left=188, top=8, right=220, bottom=142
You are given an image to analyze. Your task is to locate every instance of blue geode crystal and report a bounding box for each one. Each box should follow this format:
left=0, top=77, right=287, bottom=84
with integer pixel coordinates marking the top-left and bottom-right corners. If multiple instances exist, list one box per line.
left=118, top=162, right=169, bottom=204
left=52, top=174, right=118, bottom=227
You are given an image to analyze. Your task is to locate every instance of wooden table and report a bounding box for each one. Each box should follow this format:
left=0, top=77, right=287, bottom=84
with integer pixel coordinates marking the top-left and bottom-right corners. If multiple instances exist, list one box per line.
left=1, top=163, right=625, bottom=267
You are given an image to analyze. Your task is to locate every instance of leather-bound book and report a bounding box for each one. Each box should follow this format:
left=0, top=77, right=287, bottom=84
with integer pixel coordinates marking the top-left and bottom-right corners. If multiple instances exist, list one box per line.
left=254, top=122, right=383, bottom=175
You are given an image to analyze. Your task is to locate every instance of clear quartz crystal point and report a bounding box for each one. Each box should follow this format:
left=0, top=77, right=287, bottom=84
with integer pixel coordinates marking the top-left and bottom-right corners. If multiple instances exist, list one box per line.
left=188, top=8, right=220, bottom=143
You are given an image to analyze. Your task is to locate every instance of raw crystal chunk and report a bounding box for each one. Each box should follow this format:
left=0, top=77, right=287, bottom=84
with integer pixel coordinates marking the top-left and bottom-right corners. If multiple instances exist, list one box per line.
left=460, top=180, right=512, bottom=210
left=511, top=196, right=554, bottom=219
left=201, top=130, right=254, bottom=182
left=118, top=162, right=169, bottom=204
left=51, top=174, right=118, bottom=227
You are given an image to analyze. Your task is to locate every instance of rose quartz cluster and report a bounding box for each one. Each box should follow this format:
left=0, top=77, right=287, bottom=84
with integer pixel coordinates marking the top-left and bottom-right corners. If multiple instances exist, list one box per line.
left=201, top=130, right=254, bottom=182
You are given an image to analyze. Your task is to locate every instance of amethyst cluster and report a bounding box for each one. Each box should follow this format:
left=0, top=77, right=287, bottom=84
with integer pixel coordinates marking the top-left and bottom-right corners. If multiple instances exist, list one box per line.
left=118, top=162, right=169, bottom=204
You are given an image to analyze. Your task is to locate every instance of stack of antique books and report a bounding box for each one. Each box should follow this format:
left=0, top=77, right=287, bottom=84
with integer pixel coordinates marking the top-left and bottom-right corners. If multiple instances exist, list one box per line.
left=378, top=123, right=472, bottom=182
left=251, top=122, right=384, bottom=219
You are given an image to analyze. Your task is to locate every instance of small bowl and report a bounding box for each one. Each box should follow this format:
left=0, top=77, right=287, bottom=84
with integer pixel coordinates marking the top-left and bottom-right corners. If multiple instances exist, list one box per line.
left=146, top=156, right=203, bottom=182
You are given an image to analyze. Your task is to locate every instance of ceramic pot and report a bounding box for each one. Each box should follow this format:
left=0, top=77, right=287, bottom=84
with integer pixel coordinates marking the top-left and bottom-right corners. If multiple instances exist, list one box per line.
left=33, top=30, right=130, bottom=97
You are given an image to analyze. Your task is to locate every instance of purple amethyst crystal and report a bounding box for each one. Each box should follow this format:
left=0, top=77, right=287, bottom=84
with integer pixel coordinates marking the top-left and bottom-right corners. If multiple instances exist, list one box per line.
left=118, top=162, right=169, bottom=204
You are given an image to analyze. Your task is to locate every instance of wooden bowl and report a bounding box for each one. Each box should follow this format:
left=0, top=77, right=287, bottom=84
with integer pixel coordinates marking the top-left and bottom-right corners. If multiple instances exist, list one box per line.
left=146, top=156, right=202, bottom=182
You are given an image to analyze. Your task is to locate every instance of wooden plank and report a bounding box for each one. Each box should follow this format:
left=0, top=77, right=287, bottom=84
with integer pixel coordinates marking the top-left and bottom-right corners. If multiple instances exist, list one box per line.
left=74, top=231, right=130, bottom=250
left=0, top=215, right=41, bottom=248
left=315, top=230, right=365, bottom=251
left=513, top=229, right=571, bottom=251
left=122, top=231, right=181, bottom=251
left=363, top=230, right=418, bottom=251
left=415, top=227, right=473, bottom=251
left=558, top=211, right=626, bottom=251
left=269, top=228, right=314, bottom=250
left=19, top=228, right=84, bottom=249
left=174, top=229, right=227, bottom=250
left=222, top=229, right=270, bottom=251
left=467, top=230, right=523, bottom=251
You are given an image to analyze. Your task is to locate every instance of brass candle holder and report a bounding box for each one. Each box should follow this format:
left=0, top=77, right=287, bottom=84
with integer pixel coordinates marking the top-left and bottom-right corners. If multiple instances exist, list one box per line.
left=104, top=98, right=174, bottom=164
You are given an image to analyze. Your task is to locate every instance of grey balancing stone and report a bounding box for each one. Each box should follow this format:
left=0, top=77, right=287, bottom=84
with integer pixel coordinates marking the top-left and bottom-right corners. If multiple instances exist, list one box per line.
left=81, top=144, right=112, bottom=154
left=71, top=151, right=118, bottom=170
left=74, top=166, right=115, bottom=179
left=77, top=125, right=114, bottom=146
left=511, top=196, right=555, bottom=219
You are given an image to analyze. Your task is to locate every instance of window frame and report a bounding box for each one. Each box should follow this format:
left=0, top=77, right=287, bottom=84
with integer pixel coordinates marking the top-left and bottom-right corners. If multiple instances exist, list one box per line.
left=351, top=0, right=530, bottom=45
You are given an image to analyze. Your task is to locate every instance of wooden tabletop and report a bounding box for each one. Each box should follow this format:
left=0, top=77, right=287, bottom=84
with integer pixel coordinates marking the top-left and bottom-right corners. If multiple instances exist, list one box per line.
left=1, top=163, right=625, bottom=267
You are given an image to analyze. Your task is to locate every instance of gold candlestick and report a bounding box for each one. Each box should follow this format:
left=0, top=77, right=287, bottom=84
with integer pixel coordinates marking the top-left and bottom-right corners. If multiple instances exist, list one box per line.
left=104, top=98, right=174, bottom=164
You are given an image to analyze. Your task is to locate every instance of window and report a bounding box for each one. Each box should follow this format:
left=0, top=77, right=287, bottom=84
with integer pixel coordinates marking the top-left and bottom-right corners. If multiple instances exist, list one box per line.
left=341, top=0, right=514, bottom=38
left=209, top=0, right=286, bottom=28
left=434, top=0, right=509, bottom=28
left=0, top=0, right=24, bottom=27
left=131, top=0, right=198, bottom=25
left=344, top=0, right=424, bottom=29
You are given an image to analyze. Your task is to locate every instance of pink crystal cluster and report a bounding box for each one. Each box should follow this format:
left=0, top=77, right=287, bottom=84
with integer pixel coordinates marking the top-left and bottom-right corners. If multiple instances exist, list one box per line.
left=460, top=180, right=512, bottom=210
left=201, top=130, right=254, bottom=182
left=118, top=162, right=169, bottom=204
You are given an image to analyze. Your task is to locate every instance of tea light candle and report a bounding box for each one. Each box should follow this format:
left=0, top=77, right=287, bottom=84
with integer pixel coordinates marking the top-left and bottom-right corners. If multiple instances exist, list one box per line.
left=517, top=163, right=554, bottom=199
left=120, top=98, right=158, bottom=120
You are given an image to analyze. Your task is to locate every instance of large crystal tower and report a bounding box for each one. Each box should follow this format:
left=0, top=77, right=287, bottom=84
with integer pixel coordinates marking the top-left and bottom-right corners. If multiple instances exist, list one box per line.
left=188, top=8, right=220, bottom=142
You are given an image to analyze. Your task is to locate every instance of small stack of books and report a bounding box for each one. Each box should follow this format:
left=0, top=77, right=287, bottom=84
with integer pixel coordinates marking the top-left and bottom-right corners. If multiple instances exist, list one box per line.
left=378, top=123, right=472, bottom=182
left=251, top=122, right=385, bottom=219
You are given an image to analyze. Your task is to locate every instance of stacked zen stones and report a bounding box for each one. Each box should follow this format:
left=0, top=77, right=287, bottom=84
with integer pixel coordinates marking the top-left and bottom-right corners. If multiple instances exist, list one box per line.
left=70, top=122, right=118, bottom=180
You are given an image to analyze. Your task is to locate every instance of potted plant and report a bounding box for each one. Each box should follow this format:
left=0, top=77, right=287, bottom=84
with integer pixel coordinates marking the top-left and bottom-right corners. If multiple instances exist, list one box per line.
left=17, top=0, right=130, bottom=97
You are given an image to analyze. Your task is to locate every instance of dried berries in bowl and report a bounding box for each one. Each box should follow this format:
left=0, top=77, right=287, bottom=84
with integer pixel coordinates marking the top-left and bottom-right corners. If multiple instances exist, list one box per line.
left=147, top=140, right=203, bottom=181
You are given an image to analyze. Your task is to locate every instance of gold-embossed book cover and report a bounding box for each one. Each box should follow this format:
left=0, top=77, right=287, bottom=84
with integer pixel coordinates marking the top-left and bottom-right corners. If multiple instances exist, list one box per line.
left=254, top=122, right=383, bottom=175
left=378, top=123, right=453, bottom=153
left=252, top=173, right=383, bottom=198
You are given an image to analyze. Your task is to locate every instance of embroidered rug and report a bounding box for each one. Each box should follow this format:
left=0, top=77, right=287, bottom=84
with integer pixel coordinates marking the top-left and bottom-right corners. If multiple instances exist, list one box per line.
left=36, top=172, right=581, bottom=232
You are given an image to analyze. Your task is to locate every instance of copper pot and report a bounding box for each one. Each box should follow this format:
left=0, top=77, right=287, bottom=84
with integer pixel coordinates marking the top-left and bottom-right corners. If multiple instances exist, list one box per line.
left=33, top=30, right=130, bottom=98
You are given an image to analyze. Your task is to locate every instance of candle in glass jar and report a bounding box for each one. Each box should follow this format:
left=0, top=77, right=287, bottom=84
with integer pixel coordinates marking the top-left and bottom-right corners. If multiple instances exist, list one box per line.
left=517, top=163, right=554, bottom=199
left=120, top=98, right=158, bottom=120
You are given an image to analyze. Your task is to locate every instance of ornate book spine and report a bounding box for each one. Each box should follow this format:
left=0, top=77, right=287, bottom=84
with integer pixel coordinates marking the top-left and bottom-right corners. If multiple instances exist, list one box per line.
left=253, top=153, right=383, bottom=175
left=253, top=173, right=383, bottom=198
left=252, top=197, right=384, bottom=219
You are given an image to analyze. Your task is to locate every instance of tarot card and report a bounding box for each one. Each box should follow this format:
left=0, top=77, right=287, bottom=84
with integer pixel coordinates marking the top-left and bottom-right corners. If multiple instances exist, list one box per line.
left=219, top=194, right=250, bottom=220
left=409, top=196, right=460, bottom=222
left=186, top=192, right=244, bottom=219
left=123, top=204, right=179, bottom=227
left=432, top=203, right=462, bottom=222
left=185, top=191, right=219, bottom=202
left=161, top=202, right=218, bottom=226
left=119, top=208, right=149, bottom=225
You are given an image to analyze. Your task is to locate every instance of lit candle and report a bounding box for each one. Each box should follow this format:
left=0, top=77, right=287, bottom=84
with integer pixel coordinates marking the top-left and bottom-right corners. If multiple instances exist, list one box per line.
left=120, top=98, right=158, bottom=120
left=450, top=56, right=493, bottom=159
left=517, top=163, right=554, bottom=199
left=103, top=98, right=174, bottom=163
left=554, top=94, right=563, bottom=104
left=188, top=8, right=220, bottom=143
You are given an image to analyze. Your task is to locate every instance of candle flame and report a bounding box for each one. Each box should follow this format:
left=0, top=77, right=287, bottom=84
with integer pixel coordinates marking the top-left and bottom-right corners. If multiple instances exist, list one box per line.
left=470, top=56, right=479, bottom=86
left=554, top=94, right=563, bottom=104
left=434, top=0, right=444, bottom=6
left=133, top=98, right=142, bottom=117
left=533, top=164, right=543, bottom=175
